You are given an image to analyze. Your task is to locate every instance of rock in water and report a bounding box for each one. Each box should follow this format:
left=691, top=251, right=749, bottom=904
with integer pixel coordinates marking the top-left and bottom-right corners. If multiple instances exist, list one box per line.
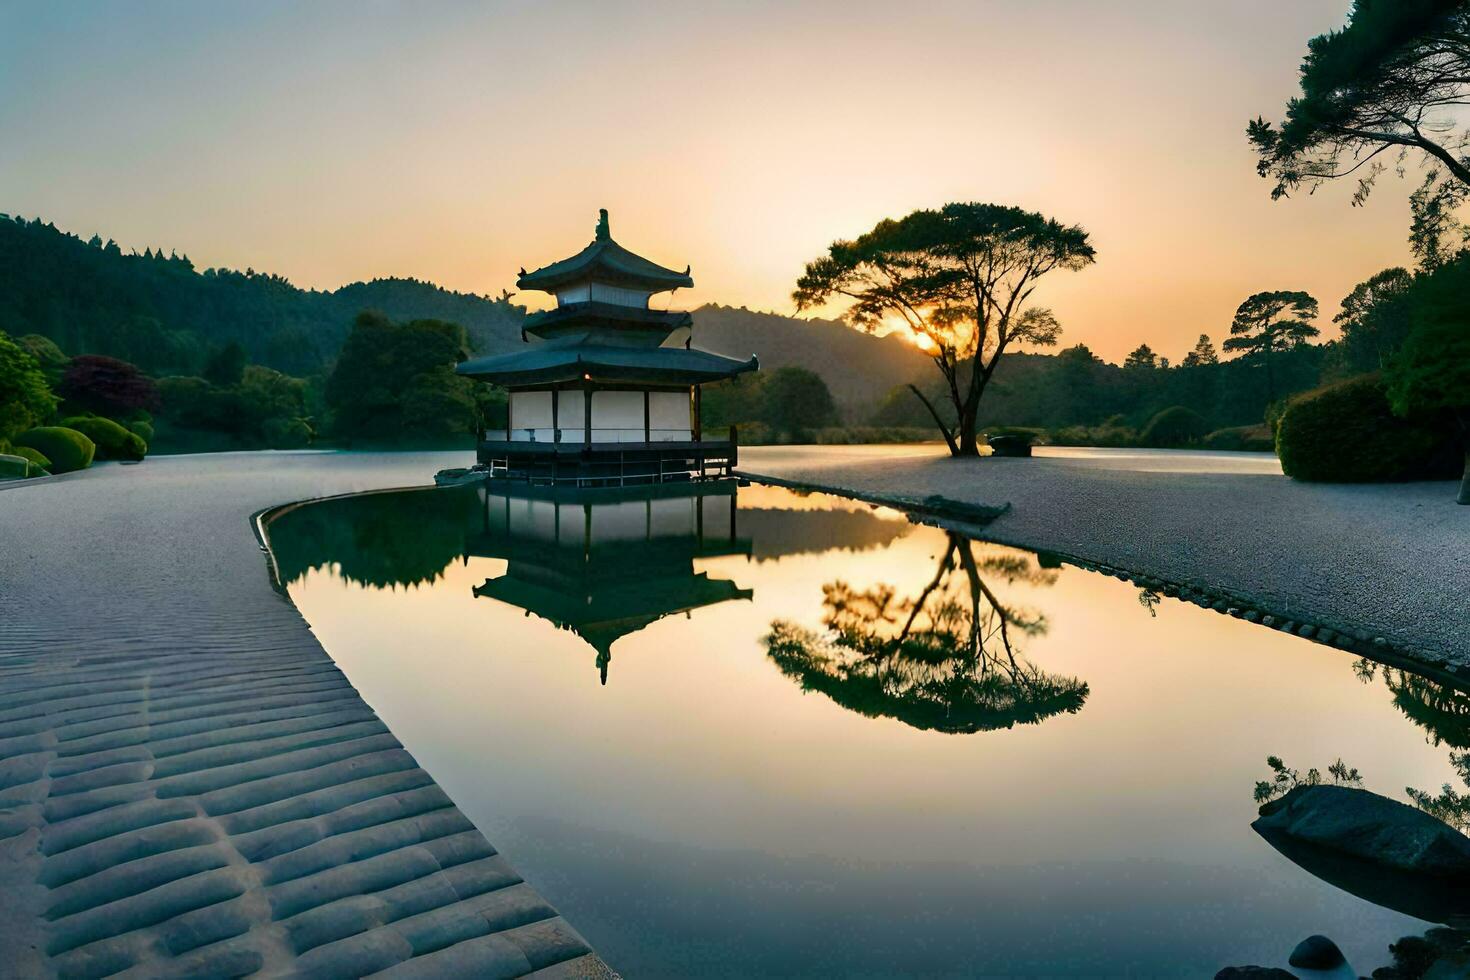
left=1254, top=785, right=1470, bottom=878
left=987, top=435, right=1032, bottom=457
left=1289, top=935, right=1345, bottom=969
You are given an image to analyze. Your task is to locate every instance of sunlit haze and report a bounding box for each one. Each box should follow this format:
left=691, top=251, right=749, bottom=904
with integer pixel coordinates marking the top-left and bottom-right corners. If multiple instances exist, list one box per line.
left=0, top=1, right=1419, bottom=362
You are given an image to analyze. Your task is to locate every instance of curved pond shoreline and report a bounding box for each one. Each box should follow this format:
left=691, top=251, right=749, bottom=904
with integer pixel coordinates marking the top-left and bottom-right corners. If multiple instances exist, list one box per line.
left=0, top=452, right=611, bottom=978
left=738, top=445, right=1469, bottom=672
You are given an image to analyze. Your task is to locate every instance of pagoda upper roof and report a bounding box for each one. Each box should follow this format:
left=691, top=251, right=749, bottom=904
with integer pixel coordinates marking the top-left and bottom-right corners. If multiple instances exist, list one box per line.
left=517, top=210, right=693, bottom=293
left=523, top=302, right=692, bottom=344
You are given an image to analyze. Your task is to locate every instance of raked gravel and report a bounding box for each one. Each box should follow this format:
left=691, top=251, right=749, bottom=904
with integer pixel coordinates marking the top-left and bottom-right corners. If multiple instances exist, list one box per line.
left=0, top=451, right=613, bottom=980
left=739, top=444, right=1470, bottom=669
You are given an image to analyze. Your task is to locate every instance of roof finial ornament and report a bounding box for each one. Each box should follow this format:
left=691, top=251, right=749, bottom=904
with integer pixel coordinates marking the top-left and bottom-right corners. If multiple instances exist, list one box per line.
left=595, top=208, right=610, bottom=242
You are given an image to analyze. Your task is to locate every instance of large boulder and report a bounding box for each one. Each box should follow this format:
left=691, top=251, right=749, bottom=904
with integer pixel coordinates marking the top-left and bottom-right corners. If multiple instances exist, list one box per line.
left=987, top=434, right=1033, bottom=458
left=1254, top=785, right=1470, bottom=878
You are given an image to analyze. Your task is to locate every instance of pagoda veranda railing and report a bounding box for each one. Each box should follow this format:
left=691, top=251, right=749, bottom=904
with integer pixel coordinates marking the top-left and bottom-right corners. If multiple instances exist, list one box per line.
left=474, top=426, right=740, bottom=485
left=478, top=426, right=738, bottom=447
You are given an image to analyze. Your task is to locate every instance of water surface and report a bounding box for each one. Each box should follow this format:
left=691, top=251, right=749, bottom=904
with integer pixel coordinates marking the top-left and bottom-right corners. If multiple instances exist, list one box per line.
left=270, top=481, right=1460, bottom=977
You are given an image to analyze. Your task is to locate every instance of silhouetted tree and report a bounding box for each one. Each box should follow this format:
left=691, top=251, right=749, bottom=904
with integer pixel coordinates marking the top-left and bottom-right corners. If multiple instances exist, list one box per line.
left=1224, top=291, right=1320, bottom=403
left=762, top=366, right=839, bottom=438
left=1124, top=344, right=1159, bottom=371
left=764, top=535, right=1087, bottom=732
left=1334, top=268, right=1414, bottom=374
left=1182, top=334, right=1218, bottom=367
left=203, top=341, right=247, bottom=387
left=1249, top=1, right=1470, bottom=201
left=0, top=332, right=58, bottom=440
left=1409, top=168, right=1470, bottom=270
left=794, top=203, right=1095, bottom=455
left=1385, top=254, right=1470, bottom=502
left=325, top=311, right=479, bottom=442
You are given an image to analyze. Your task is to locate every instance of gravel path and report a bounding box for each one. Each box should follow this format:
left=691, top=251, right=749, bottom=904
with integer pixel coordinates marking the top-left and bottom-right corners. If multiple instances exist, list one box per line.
left=0, top=452, right=612, bottom=979
left=739, top=445, right=1470, bottom=669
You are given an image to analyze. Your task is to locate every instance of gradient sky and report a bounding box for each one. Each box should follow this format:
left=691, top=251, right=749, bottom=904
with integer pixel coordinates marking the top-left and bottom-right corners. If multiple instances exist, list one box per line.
left=0, top=1, right=1426, bottom=362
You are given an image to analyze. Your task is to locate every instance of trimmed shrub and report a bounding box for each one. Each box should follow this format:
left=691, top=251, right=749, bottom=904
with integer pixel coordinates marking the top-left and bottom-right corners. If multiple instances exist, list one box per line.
left=60, top=416, right=147, bottom=461
left=128, top=419, right=155, bottom=443
left=1277, top=375, right=1457, bottom=482
left=10, top=445, right=52, bottom=472
left=1140, top=406, right=1210, bottom=447
left=14, top=427, right=95, bottom=474
left=1203, top=424, right=1276, bottom=452
left=0, top=454, right=33, bottom=479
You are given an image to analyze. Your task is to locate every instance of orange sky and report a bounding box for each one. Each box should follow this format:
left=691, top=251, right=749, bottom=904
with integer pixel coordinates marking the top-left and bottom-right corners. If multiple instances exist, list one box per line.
left=0, top=1, right=1423, bottom=363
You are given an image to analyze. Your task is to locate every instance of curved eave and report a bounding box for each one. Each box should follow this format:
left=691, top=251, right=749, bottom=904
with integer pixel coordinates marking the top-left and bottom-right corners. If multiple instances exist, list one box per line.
left=524, top=303, right=692, bottom=339
left=457, top=345, right=758, bottom=387
left=517, top=239, right=693, bottom=294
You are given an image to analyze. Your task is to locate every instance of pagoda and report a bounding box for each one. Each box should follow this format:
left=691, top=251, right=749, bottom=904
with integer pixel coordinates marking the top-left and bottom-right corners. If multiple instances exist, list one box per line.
left=457, top=210, right=757, bottom=486
left=468, top=481, right=753, bottom=683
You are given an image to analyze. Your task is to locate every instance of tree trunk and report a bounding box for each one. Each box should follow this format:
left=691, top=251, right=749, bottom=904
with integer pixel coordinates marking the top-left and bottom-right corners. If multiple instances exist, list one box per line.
left=956, top=398, right=982, bottom=456
left=907, top=384, right=960, bottom=456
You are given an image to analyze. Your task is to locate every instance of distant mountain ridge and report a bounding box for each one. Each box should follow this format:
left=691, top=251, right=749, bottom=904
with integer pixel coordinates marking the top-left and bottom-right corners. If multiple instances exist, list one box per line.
left=691, top=304, right=932, bottom=411
left=0, top=215, right=526, bottom=376
left=0, top=214, right=929, bottom=410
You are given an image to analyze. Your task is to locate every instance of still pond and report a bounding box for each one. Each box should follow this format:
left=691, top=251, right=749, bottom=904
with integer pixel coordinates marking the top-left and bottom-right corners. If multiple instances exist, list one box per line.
left=266, top=481, right=1465, bottom=977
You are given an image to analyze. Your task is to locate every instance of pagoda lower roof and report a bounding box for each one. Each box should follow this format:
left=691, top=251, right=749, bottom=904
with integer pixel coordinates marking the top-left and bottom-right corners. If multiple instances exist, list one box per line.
left=457, top=336, right=757, bottom=386
left=524, top=302, right=691, bottom=341
left=518, top=237, right=693, bottom=293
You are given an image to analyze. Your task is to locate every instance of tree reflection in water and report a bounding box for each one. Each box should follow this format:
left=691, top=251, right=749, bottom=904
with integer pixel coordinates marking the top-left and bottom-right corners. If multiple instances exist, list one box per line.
left=764, top=533, right=1088, bottom=733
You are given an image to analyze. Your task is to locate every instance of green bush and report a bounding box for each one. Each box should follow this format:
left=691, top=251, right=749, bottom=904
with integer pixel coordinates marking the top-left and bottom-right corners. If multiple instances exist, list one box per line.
left=0, top=454, right=36, bottom=479
left=1046, top=424, right=1135, bottom=448
left=60, top=416, right=147, bottom=461
left=1203, top=424, right=1275, bottom=452
left=9, top=445, right=52, bottom=472
left=128, top=419, right=155, bottom=443
left=1140, top=406, right=1210, bottom=447
left=1277, top=375, right=1457, bottom=482
left=14, top=426, right=96, bottom=474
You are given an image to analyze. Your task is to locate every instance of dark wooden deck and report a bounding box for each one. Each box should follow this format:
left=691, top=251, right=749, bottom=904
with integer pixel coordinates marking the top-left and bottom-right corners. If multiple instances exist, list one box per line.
left=476, top=439, right=738, bottom=486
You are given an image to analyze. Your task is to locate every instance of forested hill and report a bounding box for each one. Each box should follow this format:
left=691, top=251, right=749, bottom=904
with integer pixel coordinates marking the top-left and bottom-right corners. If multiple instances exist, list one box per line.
left=691, top=304, right=932, bottom=411
left=0, top=214, right=934, bottom=409
left=0, top=215, right=526, bottom=377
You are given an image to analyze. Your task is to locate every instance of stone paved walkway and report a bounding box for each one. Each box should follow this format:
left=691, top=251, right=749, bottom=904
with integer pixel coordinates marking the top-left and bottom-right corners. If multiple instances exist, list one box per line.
left=0, top=452, right=611, bottom=979
left=740, top=445, right=1470, bottom=668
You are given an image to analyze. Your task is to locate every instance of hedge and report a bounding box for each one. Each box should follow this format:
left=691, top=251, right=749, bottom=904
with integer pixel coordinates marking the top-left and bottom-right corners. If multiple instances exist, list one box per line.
left=1203, top=424, right=1275, bottom=452
left=0, top=454, right=34, bottom=479
left=1277, top=374, right=1457, bottom=482
left=128, top=419, right=155, bottom=443
left=1140, top=406, right=1210, bottom=447
left=14, top=427, right=96, bottom=474
left=60, top=416, right=147, bottom=461
left=9, top=445, right=52, bottom=472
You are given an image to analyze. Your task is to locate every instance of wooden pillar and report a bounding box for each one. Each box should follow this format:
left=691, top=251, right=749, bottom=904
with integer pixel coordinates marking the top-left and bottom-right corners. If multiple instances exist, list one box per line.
left=552, top=388, right=560, bottom=443
left=643, top=390, right=651, bottom=443
left=506, top=391, right=514, bottom=437
left=583, top=380, right=592, bottom=451
left=692, top=385, right=702, bottom=442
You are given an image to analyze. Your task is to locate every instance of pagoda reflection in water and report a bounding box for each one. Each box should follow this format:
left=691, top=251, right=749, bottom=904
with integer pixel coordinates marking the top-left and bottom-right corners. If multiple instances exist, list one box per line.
left=468, top=480, right=752, bottom=683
